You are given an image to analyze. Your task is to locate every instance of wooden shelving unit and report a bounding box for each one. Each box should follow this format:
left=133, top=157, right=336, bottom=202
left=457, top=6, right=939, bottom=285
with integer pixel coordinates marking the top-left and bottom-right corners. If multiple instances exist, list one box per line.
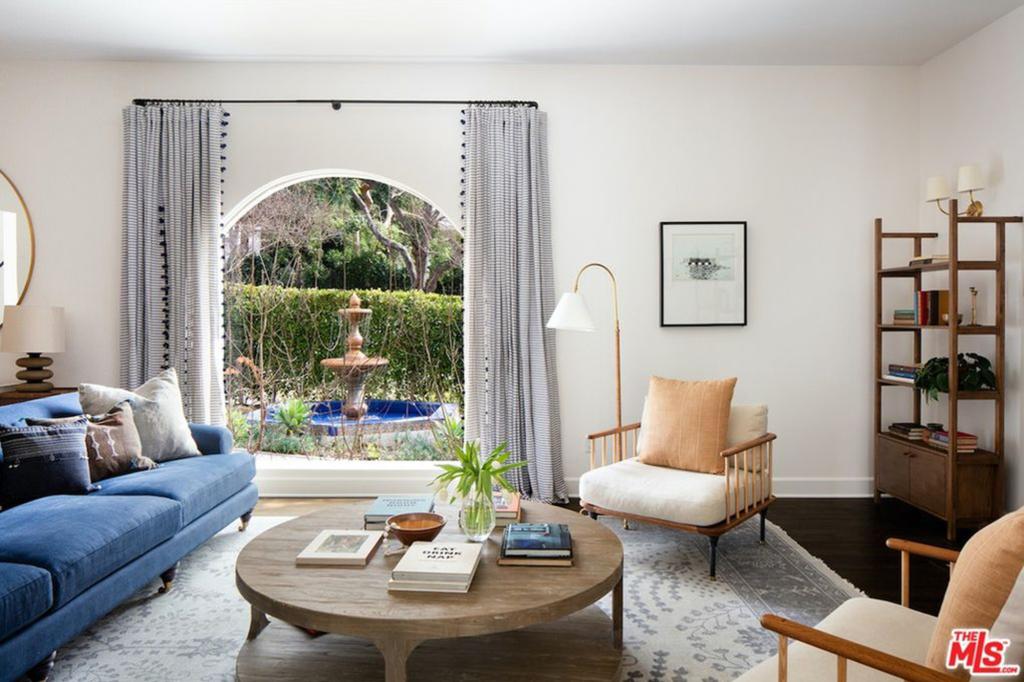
left=873, top=198, right=1020, bottom=540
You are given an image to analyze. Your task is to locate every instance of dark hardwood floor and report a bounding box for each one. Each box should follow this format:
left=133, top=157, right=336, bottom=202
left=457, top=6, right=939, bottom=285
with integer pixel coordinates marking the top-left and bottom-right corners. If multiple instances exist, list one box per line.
left=256, top=496, right=965, bottom=616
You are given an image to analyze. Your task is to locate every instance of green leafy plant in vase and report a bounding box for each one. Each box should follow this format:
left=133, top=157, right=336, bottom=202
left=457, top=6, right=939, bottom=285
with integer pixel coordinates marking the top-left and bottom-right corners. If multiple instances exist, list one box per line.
left=914, top=353, right=996, bottom=402
left=431, top=418, right=525, bottom=542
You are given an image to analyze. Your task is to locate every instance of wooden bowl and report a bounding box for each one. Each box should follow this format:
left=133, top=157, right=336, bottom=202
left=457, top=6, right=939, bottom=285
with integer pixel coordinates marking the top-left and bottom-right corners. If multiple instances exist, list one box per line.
left=385, top=512, right=446, bottom=546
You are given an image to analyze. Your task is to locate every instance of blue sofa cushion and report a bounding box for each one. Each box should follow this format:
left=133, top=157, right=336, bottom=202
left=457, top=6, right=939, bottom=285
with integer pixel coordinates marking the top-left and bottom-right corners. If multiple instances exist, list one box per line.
left=0, top=495, right=181, bottom=608
left=0, top=419, right=96, bottom=508
left=0, top=393, right=83, bottom=429
left=0, top=562, right=52, bottom=641
left=94, top=453, right=255, bottom=526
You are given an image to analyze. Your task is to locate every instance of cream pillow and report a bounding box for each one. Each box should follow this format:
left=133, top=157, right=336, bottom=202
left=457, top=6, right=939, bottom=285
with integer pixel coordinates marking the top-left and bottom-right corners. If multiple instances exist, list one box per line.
left=79, top=368, right=201, bottom=463
left=727, top=404, right=768, bottom=448
left=636, top=376, right=737, bottom=474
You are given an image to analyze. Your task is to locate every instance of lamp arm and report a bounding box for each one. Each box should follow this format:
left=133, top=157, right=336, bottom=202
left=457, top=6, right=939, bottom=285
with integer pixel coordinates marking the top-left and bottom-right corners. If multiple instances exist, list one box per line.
left=572, top=262, right=620, bottom=330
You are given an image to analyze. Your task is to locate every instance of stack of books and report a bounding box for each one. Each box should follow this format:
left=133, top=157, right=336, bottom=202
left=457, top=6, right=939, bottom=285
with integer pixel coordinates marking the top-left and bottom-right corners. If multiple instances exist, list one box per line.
left=889, top=422, right=927, bottom=440
left=882, top=363, right=918, bottom=384
left=914, top=290, right=950, bottom=326
left=363, top=494, right=435, bottom=530
left=927, top=430, right=978, bottom=454
left=893, top=309, right=916, bottom=326
left=296, top=529, right=383, bottom=566
left=498, top=522, right=574, bottom=567
left=493, top=491, right=522, bottom=527
left=909, top=254, right=949, bottom=266
left=388, top=542, right=483, bottom=593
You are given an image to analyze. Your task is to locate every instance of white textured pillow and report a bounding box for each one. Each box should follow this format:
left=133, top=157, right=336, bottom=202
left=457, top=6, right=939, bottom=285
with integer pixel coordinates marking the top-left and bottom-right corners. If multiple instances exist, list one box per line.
left=79, top=368, right=201, bottom=462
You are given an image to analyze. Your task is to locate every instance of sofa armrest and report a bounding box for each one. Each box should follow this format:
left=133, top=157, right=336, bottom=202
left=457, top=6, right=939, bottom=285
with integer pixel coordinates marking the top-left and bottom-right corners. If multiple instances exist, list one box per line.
left=586, top=422, right=642, bottom=469
left=190, top=423, right=234, bottom=455
left=761, top=614, right=959, bottom=682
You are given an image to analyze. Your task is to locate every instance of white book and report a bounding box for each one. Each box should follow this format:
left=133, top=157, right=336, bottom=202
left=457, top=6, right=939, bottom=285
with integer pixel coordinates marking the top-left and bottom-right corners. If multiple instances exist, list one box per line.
left=387, top=578, right=472, bottom=594
left=391, top=541, right=483, bottom=584
left=296, top=529, right=383, bottom=566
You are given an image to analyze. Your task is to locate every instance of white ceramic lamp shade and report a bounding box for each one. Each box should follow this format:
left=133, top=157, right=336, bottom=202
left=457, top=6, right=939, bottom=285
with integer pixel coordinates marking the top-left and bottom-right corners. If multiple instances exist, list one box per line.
left=957, top=164, right=985, bottom=193
left=925, top=175, right=951, bottom=203
left=1, top=305, right=65, bottom=392
left=546, top=292, right=596, bottom=332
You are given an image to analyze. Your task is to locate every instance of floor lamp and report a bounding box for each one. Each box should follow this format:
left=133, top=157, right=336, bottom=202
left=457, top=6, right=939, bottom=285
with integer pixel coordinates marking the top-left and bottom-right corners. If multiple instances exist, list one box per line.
left=546, top=262, right=624, bottom=462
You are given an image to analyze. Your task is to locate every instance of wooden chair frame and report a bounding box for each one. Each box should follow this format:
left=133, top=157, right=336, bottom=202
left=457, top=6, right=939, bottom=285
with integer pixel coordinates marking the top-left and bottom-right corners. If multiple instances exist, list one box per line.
left=580, top=422, right=778, bottom=577
left=758, top=539, right=961, bottom=682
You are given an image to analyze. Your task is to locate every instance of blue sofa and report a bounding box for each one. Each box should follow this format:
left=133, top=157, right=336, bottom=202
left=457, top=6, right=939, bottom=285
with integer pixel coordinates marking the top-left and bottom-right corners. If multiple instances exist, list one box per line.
left=0, top=393, right=258, bottom=682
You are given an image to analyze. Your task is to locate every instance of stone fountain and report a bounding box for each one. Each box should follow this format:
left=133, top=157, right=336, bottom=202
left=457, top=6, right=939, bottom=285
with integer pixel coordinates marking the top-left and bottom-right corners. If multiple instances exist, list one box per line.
left=320, top=294, right=389, bottom=419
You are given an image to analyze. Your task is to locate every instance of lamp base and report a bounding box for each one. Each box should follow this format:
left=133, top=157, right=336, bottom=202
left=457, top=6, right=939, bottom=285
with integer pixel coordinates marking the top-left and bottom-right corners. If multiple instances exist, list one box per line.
left=14, top=353, right=55, bottom=393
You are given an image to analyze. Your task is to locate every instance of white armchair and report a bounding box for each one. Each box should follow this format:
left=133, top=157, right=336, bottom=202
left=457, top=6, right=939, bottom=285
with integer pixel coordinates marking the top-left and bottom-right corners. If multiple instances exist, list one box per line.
left=579, top=404, right=776, bottom=578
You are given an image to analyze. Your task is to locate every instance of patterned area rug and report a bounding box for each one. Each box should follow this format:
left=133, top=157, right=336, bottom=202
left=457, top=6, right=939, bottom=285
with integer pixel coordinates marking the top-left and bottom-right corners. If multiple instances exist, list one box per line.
left=50, top=515, right=861, bottom=681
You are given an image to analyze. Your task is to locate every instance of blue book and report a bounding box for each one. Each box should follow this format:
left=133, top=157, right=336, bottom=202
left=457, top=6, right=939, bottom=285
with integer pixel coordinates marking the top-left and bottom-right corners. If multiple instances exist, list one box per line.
left=364, top=495, right=435, bottom=524
left=502, top=523, right=573, bottom=558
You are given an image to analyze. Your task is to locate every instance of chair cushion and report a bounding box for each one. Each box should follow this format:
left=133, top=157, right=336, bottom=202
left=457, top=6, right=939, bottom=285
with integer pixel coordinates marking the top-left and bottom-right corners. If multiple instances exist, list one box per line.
left=736, top=598, right=937, bottom=682
left=727, top=404, right=768, bottom=448
left=0, top=494, right=181, bottom=608
left=580, top=458, right=730, bottom=527
left=0, top=562, right=53, bottom=640
left=93, top=453, right=255, bottom=526
left=637, top=376, right=737, bottom=474
left=926, top=505, right=1024, bottom=677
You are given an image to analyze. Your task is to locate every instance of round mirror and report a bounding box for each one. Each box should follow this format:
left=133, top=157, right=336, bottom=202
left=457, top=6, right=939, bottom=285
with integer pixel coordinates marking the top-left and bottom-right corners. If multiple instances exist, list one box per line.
left=0, top=170, right=35, bottom=326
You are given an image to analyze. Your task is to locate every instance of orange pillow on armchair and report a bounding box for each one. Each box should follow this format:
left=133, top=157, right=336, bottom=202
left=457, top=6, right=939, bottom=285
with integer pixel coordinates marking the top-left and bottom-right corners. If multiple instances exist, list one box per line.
left=637, top=376, right=737, bottom=474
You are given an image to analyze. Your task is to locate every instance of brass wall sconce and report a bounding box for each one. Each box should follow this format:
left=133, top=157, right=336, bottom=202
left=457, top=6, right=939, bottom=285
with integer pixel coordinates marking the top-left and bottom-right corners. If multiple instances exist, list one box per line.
left=925, top=165, right=985, bottom=217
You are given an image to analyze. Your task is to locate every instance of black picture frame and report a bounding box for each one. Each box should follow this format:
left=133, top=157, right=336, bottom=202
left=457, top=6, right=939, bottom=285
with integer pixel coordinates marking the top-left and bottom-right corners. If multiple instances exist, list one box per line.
left=659, top=221, right=747, bottom=327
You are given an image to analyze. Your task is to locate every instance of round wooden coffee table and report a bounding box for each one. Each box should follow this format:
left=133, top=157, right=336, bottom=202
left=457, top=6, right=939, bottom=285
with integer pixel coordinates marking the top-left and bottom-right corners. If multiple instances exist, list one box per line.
left=235, top=501, right=623, bottom=682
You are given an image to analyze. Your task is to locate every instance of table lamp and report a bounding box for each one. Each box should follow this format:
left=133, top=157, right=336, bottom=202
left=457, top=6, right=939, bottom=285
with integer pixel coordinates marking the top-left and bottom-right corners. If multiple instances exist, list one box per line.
left=1, top=305, right=66, bottom=392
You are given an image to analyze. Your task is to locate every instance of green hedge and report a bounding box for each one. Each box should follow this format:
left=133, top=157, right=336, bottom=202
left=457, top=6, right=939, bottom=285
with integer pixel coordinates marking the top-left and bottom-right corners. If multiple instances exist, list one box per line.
left=226, top=284, right=463, bottom=405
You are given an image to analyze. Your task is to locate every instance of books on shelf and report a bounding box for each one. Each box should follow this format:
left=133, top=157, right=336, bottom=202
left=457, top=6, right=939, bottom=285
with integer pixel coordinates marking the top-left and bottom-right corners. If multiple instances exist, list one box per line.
left=889, top=422, right=927, bottom=440
left=893, top=309, right=916, bottom=326
left=926, top=430, right=979, bottom=453
left=388, top=541, right=483, bottom=593
left=914, top=290, right=950, bottom=326
left=498, top=522, right=574, bottom=567
left=296, top=529, right=384, bottom=566
left=909, top=254, right=949, bottom=266
left=363, top=494, right=435, bottom=530
left=887, top=363, right=919, bottom=381
left=493, top=491, right=523, bottom=527
left=881, top=374, right=915, bottom=385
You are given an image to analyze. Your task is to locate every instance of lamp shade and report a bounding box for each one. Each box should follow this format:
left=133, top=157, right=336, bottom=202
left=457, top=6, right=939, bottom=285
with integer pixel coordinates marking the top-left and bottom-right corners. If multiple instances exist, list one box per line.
left=546, top=292, right=595, bottom=332
left=1, top=305, right=65, bottom=353
left=957, top=164, right=985, bottom=193
left=925, top=175, right=950, bottom=203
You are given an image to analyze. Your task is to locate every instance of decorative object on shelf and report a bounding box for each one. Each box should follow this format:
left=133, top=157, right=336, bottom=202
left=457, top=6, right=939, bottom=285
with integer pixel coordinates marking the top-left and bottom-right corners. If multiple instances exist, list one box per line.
left=547, top=261, right=625, bottom=460
left=658, top=222, right=746, bottom=326
left=0, top=305, right=65, bottom=392
left=969, top=286, right=979, bottom=325
left=431, top=418, right=524, bottom=542
left=0, top=170, right=36, bottom=325
left=914, top=353, right=996, bottom=402
left=924, top=164, right=985, bottom=217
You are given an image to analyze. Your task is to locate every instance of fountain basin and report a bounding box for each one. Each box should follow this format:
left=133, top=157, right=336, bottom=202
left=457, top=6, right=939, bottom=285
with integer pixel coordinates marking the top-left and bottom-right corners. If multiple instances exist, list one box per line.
left=249, top=399, right=459, bottom=437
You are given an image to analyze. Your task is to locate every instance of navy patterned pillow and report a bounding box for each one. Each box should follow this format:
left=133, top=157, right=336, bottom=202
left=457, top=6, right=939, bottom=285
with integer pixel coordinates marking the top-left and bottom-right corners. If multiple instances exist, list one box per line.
left=0, top=417, right=97, bottom=509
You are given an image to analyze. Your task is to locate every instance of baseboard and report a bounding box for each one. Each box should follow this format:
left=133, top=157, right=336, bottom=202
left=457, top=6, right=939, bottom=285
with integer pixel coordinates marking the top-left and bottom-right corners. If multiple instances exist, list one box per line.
left=563, top=476, right=874, bottom=499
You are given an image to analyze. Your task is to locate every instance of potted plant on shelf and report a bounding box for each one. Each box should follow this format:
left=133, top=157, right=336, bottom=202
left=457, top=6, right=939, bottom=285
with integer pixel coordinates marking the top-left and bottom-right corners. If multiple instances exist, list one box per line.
left=915, top=353, right=997, bottom=402
left=432, top=418, right=525, bottom=542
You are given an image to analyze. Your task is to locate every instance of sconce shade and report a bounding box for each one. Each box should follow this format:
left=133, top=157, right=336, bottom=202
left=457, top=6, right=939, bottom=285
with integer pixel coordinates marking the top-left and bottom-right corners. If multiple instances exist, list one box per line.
left=925, top=175, right=951, bottom=203
left=957, top=165, right=985, bottom=193
left=1, top=305, right=66, bottom=353
left=546, top=292, right=595, bottom=332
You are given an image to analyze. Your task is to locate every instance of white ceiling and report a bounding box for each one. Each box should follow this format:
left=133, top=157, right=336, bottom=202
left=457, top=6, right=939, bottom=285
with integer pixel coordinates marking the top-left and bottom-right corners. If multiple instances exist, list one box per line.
left=0, top=0, right=1021, bottom=65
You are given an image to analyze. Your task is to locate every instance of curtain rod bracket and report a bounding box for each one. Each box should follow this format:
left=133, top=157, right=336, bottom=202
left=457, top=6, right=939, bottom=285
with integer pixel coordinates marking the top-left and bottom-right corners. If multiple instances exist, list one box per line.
left=331, top=101, right=342, bottom=111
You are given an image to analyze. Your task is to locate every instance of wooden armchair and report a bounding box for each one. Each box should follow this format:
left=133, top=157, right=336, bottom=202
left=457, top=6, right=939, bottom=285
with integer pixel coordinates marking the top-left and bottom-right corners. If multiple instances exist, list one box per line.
left=578, top=404, right=777, bottom=578
left=736, top=539, right=961, bottom=682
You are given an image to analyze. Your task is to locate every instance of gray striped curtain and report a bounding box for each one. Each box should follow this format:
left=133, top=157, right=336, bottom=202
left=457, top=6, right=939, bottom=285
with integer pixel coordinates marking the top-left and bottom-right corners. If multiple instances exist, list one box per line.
left=122, top=104, right=226, bottom=424
left=463, top=105, right=566, bottom=503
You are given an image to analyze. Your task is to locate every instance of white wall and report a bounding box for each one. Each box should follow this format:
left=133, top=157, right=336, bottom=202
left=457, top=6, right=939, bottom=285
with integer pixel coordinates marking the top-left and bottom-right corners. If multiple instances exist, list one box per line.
left=919, top=5, right=1024, bottom=509
left=0, top=61, right=921, bottom=495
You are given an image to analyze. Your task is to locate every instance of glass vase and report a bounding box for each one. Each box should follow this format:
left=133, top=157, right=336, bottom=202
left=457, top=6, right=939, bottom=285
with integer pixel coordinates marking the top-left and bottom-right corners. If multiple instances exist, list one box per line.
left=459, top=490, right=496, bottom=542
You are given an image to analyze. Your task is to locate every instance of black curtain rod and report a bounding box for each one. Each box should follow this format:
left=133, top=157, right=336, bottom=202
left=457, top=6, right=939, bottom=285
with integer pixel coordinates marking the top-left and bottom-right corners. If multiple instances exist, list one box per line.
left=131, top=98, right=538, bottom=109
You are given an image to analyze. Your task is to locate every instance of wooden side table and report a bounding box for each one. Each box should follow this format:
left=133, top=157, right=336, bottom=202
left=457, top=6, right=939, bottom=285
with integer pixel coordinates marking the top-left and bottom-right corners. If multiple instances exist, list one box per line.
left=0, top=387, right=76, bottom=406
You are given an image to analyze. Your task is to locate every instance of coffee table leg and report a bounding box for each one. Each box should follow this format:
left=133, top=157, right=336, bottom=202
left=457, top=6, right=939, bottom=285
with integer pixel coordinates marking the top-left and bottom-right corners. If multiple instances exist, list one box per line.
left=375, top=636, right=421, bottom=682
left=246, top=605, right=270, bottom=641
left=613, top=574, right=623, bottom=649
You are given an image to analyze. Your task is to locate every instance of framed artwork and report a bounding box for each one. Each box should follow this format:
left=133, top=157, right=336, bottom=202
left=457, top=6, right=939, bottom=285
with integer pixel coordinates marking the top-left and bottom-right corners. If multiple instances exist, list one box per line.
left=660, top=221, right=747, bottom=327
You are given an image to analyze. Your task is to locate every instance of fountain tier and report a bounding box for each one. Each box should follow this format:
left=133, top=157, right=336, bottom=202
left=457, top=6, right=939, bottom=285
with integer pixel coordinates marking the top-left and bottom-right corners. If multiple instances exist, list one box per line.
left=320, top=293, right=389, bottom=419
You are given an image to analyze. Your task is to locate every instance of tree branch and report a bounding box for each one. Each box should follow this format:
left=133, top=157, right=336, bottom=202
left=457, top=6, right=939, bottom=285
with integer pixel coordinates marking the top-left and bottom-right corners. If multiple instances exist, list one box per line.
left=353, top=183, right=417, bottom=282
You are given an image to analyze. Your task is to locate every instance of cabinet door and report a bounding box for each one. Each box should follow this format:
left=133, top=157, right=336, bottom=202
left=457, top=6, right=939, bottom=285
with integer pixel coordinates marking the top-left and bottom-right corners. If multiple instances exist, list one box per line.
left=909, top=450, right=947, bottom=517
left=877, top=437, right=910, bottom=499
